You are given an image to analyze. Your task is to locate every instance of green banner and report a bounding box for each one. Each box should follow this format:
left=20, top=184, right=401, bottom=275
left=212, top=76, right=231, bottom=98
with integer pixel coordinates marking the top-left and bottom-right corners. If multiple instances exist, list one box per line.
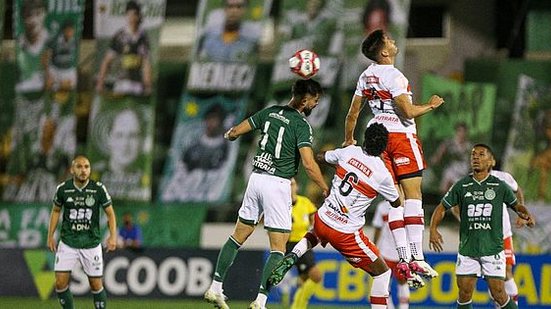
left=0, top=202, right=206, bottom=248
left=340, top=0, right=411, bottom=90
left=503, top=75, right=551, bottom=203
left=89, top=0, right=166, bottom=201
left=159, top=95, right=245, bottom=202
left=419, top=74, right=497, bottom=195
left=3, top=0, right=84, bottom=202
left=186, top=0, right=270, bottom=92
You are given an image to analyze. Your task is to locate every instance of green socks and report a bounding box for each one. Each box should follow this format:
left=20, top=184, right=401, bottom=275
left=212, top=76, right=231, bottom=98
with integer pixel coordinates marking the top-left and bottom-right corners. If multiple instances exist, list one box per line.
left=502, top=297, right=518, bottom=309
left=213, top=236, right=241, bottom=282
left=57, top=288, right=74, bottom=309
left=93, top=288, right=107, bottom=308
left=259, top=251, right=284, bottom=294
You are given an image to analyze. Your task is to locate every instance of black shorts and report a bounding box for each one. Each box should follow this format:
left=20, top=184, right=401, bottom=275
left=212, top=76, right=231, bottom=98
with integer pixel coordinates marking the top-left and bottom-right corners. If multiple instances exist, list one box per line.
left=286, top=241, right=316, bottom=276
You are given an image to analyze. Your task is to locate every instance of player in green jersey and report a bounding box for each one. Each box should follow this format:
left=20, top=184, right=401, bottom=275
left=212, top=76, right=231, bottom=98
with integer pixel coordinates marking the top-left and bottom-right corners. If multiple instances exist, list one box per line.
left=429, top=144, right=534, bottom=309
left=204, top=79, right=329, bottom=309
left=47, top=155, right=117, bottom=309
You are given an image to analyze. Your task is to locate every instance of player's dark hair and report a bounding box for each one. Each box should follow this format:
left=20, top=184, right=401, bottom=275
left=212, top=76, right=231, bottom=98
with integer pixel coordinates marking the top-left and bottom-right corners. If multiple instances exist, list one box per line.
left=62, top=19, right=74, bottom=30
left=361, top=29, right=385, bottom=62
left=363, top=123, right=388, bottom=156
left=292, top=79, right=323, bottom=99
left=473, top=143, right=494, bottom=158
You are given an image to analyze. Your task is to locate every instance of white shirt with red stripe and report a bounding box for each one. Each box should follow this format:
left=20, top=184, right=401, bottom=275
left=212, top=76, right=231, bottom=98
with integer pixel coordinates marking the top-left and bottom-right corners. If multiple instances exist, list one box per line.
left=372, top=201, right=399, bottom=261
left=490, top=170, right=519, bottom=238
left=354, top=63, right=416, bottom=134
left=318, top=145, right=399, bottom=234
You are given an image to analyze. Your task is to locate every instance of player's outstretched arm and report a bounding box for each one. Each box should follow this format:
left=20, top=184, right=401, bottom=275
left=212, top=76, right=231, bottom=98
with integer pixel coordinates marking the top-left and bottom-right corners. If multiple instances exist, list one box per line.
left=429, top=203, right=447, bottom=252
left=300, top=147, right=329, bottom=197
left=47, top=205, right=62, bottom=253
left=511, top=204, right=535, bottom=228
left=104, top=205, right=118, bottom=252
left=224, top=119, right=252, bottom=141
left=394, top=94, right=444, bottom=119
left=343, top=95, right=363, bottom=147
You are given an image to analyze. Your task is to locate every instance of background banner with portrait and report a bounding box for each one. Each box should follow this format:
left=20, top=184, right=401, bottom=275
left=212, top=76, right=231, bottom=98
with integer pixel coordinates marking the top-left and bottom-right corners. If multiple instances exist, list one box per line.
left=159, top=95, right=244, bottom=203
left=89, top=0, right=166, bottom=201
left=87, top=98, right=153, bottom=201
left=268, top=0, right=343, bottom=130
left=504, top=75, right=551, bottom=203
left=2, top=0, right=84, bottom=202
left=419, top=74, right=497, bottom=195
left=339, top=0, right=410, bottom=90
left=186, top=0, right=271, bottom=93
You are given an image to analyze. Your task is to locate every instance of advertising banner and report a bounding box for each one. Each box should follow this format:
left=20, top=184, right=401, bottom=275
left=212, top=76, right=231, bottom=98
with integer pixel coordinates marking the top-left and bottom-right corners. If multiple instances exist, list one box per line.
left=0, top=248, right=264, bottom=300
left=88, top=0, right=166, bottom=201
left=3, top=0, right=84, bottom=202
left=503, top=75, right=551, bottom=203
left=420, top=74, right=497, bottom=195
left=269, top=251, right=551, bottom=308
left=0, top=202, right=206, bottom=248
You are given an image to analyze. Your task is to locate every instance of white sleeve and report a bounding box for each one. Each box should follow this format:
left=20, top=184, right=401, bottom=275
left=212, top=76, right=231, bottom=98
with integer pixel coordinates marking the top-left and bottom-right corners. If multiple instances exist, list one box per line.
left=354, top=72, right=366, bottom=97
left=505, top=173, right=519, bottom=192
left=324, top=148, right=341, bottom=165
left=378, top=174, right=399, bottom=203
left=372, top=201, right=385, bottom=228
left=385, top=69, right=411, bottom=98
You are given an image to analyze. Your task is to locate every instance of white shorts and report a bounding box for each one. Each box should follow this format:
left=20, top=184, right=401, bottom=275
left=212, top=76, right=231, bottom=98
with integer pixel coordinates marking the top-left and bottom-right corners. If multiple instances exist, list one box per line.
left=238, top=172, right=292, bottom=232
left=456, top=251, right=506, bottom=279
left=54, top=240, right=104, bottom=277
left=48, top=66, right=77, bottom=90
left=114, top=79, right=144, bottom=95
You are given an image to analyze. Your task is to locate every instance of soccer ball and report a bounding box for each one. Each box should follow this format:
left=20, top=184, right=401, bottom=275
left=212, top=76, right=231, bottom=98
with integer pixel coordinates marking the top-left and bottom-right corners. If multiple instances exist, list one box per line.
left=289, top=49, right=320, bottom=79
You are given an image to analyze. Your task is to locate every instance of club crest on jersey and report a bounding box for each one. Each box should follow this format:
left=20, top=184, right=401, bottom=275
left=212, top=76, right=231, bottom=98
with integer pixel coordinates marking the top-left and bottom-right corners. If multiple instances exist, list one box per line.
left=85, top=195, right=95, bottom=207
left=484, top=188, right=496, bottom=200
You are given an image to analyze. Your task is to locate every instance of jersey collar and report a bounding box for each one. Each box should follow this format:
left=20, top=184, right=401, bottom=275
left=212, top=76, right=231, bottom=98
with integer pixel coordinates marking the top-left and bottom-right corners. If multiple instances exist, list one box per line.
left=73, top=179, right=90, bottom=192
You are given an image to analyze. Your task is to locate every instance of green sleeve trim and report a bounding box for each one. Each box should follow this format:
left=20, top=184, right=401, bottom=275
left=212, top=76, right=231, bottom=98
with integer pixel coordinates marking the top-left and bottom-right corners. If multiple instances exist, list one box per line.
left=238, top=216, right=257, bottom=226
left=248, top=117, right=256, bottom=129
left=297, top=142, right=312, bottom=149
left=442, top=198, right=454, bottom=209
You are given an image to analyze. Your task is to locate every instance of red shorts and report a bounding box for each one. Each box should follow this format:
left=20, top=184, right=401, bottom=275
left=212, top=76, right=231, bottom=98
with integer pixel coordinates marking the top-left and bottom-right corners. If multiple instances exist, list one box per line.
left=382, top=132, right=426, bottom=182
left=313, top=213, right=380, bottom=271
left=504, top=236, right=516, bottom=265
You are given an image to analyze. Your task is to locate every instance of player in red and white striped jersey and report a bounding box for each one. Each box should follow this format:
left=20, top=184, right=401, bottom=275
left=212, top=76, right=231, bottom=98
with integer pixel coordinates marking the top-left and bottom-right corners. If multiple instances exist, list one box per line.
left=269, top=123, right=423, bottom=309
left=343, top=29, right=444, bottom=281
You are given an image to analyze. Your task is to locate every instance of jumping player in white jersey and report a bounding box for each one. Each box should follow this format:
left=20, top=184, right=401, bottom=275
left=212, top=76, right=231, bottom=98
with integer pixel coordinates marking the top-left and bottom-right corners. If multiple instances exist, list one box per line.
left=269, top=123, right=423, bottom=309
left=342, top=29, right=444, bottom=282
left=373, top=201, right=411, bottom=308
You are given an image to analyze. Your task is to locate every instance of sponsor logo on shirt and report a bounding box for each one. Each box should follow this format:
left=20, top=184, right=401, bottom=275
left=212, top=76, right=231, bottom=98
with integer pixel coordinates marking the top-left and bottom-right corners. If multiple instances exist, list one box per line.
left=394, top=157, right=410, bottom=166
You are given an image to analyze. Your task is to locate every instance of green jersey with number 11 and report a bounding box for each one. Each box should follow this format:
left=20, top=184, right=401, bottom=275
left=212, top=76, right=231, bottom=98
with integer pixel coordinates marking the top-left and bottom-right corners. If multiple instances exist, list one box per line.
left=248, top=105, right=313, bottom=179
left=442, top=174, right=517, bottom=257
left=53, top=179, right=112, bottom=249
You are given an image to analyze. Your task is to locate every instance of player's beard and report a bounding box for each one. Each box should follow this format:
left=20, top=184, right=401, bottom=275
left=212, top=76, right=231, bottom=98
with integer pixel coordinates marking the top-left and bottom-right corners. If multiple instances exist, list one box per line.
left=303, top=107, right=313, bottom=117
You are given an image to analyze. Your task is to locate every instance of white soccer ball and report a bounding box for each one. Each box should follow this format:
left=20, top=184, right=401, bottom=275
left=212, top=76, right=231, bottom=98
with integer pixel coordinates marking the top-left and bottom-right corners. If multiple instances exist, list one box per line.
left=289, top=49, right=321, bottom=79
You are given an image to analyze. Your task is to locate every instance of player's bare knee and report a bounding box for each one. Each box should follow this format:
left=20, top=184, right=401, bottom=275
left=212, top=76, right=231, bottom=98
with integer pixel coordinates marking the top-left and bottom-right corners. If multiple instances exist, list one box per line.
left=89, top=278, right=103, bottom=292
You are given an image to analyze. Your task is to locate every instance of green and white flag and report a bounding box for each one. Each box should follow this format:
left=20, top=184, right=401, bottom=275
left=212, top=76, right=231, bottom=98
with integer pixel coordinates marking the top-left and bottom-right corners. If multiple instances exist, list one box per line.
left=186, top=0, right=271, bottom=93
left=159, top=95, right=244, bottom=202
left=3, top=0, right=84, bottom=202
left=504, top=75, right=551, bottom=203
left=339, top=0, right=410, bottom=90
left=89, top=0, right=165, bottom=201
left=420, top=74, right=497, bottom=195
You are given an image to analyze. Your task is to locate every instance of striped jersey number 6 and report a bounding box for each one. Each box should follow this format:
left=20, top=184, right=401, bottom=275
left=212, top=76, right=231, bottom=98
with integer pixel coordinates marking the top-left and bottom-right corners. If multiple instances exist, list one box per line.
left=260, top=121, right=285, bottom=158
left=339, top=172, right=359, bottom=196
